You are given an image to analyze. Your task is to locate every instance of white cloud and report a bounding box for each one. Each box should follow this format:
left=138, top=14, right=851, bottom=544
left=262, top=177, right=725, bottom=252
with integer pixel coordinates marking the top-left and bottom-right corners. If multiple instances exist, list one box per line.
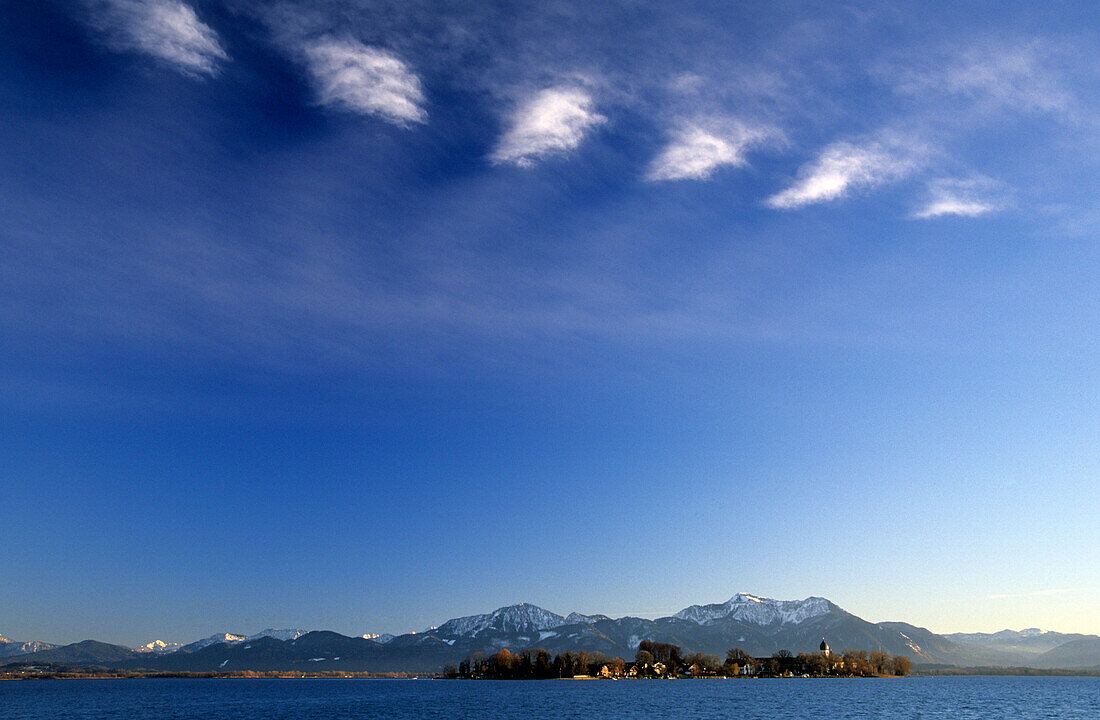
left=646, top=121, right=779, bottom=182
left=491, top=87, right=606, bottom=167
left=84, top=0, right=228, bottom=77
left=303, top=38, right=427, bottom=126
left=766, top=140, right=920, bottom=209
left=913, top=177, right=1006, bottom=219
left=890, top=42, right=1071, bottom=116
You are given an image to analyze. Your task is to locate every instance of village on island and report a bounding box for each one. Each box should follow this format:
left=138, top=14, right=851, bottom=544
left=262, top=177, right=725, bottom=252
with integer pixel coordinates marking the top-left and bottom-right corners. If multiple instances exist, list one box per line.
left=446, top=639, right=913, bottom=679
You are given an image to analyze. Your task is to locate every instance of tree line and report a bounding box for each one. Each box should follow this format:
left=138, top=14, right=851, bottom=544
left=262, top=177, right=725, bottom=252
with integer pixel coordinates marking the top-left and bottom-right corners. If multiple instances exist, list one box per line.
left=446, top=640, right=912, bottom=679
left=447, top=648, right=624, bottom=679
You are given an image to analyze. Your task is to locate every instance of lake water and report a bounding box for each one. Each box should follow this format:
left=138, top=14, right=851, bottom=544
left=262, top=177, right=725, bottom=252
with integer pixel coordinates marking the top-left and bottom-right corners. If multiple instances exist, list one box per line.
left=3, top=676, right=1098, bottom=719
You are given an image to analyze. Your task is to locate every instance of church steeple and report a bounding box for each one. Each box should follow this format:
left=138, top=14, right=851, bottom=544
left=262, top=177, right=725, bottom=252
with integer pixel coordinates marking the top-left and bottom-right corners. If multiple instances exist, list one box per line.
left=819, top=638, right=830, bottom=656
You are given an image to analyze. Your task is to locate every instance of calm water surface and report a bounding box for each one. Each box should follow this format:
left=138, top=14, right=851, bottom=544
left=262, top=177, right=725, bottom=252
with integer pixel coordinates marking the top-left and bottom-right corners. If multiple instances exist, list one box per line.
left=3, top=676, right=1098, bottom=719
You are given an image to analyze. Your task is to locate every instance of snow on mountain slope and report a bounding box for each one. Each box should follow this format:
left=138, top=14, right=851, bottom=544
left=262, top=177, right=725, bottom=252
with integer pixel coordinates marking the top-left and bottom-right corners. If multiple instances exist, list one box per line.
left=134, top=640, right=183, bottom=653
left=362, top=633, right=395, bottom=643
left=177, top=629, right=305, bottom=653
left=945, top=628, right=1096, bottom=655
left=435, top=603, right=566, bottom=637
left=426, top=595, right=834, bottom=641
left=247, top=628, right=307, bottom=642
left=0, top=638, right=59, bottom=658
left=565, top=612, right=611, bottom=624
left=0, top=633, right=12, bottom=644
left=674, top=593, right=831, bottom=626
left=180, top=633, right=248, bottom=652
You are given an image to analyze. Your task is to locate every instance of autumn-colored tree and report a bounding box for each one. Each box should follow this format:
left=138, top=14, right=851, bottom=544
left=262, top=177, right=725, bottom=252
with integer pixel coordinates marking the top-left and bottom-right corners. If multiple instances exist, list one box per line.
left=841, top=649, right=872, bottom=677
left=869, top=650, right=891, bottom=675
left=799, top=651, right=829, bottom=676
left=488, top=649, right=517, bottom=678
left=891, top=655, right=912, bottom=676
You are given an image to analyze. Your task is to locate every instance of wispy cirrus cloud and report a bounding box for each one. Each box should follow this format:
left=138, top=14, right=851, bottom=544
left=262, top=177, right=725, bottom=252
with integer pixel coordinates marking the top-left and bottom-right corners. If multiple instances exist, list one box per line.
left=887, top=41, right=1073, bottom=117
left=766, top=138, right=923, bottom=209
left=913, top=176, right=1007, bottom=219
left=302, top=37, right=427, bottom=125
left=646, top=119, right=780, bottom=182
left=490, top=87, right=606, bottom=167
left=82, top=0, right=228, bottom=77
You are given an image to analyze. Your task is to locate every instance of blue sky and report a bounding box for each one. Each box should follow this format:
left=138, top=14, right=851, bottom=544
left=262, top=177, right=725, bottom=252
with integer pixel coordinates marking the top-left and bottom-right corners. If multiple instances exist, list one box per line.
left=2, top=1, right=1099, bottom=646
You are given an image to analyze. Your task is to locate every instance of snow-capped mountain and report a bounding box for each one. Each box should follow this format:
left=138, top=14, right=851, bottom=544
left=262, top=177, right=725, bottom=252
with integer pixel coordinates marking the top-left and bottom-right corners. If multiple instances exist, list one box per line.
left=673, top=593, right=831, bottom=626
left=7, top=593, right=1100, bottom=673
left=362, top=633, right=395, bottom=643
left=943, top=628, right=1091, bottom=655
left=134, top=640, right=183, bottom=654
left=178, top=633, right=248, bottom=653
left=380, top=595, right=955, bottom=668
left=176, top=629, right=306, bottom=654
left=434, top=604, right=566, bottom=638
left=247, top=628, right=307, bottom=642
left=9, top=593, right=1100, bottom=673
left=0, top=636, right=58, bottom=658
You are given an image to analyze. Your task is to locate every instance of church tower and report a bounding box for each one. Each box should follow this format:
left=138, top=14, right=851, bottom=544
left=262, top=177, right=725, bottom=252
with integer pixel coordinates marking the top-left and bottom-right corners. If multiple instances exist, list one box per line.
left=819, top=638, right=830, bottom=657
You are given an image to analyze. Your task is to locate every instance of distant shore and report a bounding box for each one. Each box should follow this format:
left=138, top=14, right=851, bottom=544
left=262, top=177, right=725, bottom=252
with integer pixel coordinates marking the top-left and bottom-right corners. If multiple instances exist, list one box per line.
left=4, top=667, right=1099, bottom=681
left=0, top=670, right=427, bottom=681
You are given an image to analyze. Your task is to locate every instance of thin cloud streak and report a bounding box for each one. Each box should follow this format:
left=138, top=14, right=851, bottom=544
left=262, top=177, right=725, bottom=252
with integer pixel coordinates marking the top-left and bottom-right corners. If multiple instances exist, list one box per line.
left=887, top=40, right=1073, bottom=117
left=491, top=87, right=606, bottom=167
left=646, top=120, right=780, bottom=182
left=767, top=139, right=921, bottom=209
left=303, top=37, right=427, bottom=125
left=913, top=177, right=1006, bottom=219
left=82, top=0, right=228, bottom=76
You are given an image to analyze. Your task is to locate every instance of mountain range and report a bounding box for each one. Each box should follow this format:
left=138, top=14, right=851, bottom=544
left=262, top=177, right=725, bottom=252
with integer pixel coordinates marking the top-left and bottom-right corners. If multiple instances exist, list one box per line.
left=5, top=593, right=1100, bottom=673
left=0, top=635, right=56, bottom=659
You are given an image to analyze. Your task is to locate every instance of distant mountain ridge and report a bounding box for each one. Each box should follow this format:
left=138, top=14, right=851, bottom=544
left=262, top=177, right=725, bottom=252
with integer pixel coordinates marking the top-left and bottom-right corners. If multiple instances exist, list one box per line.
left=0, top=634, right=58, bottom=659
left=9, top=640, right=135, bottom=665
left=944, top=628, right=1092, bottom=654
left=174, top=629, right=307, bottom=654
left=433, top=604, right=566, bottom=638
left=134, top=640, right=183, bottom=654
left=673, top=593, right=831, bottom=626
left=5, top=595, right=1100, bottom=673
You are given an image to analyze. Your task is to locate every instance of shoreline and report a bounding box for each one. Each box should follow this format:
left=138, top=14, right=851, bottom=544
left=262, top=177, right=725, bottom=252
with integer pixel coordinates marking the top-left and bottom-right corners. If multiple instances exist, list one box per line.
left=5, top=670, right=1100, bottom=681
